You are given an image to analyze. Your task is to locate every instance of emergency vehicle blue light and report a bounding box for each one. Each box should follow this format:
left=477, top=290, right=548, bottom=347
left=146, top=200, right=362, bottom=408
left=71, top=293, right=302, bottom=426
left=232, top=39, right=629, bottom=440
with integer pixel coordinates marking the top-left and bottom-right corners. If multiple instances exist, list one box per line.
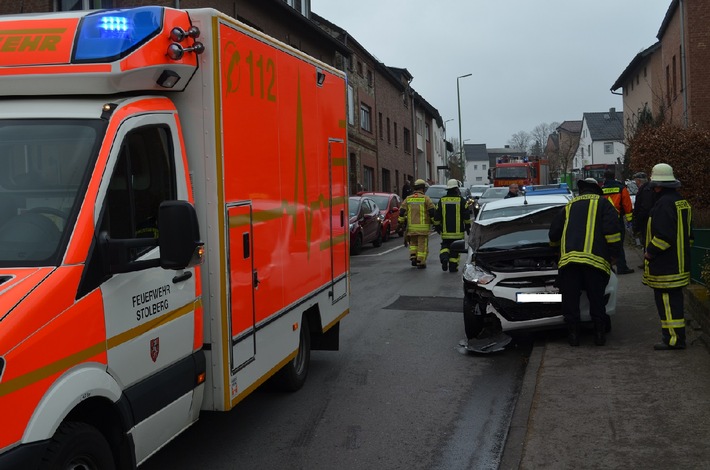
left=73, top=6, right=164, bottom=63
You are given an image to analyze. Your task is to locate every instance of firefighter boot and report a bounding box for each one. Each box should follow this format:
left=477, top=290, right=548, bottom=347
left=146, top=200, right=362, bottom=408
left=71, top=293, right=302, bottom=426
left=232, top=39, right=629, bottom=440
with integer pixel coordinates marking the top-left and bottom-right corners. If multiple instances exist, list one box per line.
left=440, top=252, right=449, bottom=271
left=594, top=321, right=606, bottom=346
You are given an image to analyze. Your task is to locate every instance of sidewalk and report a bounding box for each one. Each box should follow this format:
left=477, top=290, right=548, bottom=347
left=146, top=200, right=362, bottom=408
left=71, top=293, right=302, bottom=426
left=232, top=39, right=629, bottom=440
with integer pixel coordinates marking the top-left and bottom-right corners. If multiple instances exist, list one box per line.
left=500, top=246, right=710, bottom=469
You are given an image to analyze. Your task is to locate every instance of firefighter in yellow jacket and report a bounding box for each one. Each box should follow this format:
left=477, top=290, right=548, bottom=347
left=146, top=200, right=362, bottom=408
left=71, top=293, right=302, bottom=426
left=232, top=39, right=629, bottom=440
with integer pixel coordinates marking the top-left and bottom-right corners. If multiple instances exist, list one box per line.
left=643, top=163, right=693, bottom=350
left=398, top=179, right=437, bottom=268
left=432, top=179, right=472, bottom=273
left=549, top=178, right=621, bottom=346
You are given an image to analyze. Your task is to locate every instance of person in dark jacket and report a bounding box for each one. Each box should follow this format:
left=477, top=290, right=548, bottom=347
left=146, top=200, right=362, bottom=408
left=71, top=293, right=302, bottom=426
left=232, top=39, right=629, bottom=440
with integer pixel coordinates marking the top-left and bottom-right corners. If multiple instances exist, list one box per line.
left=402, top=178, right=413, bottom=199
left=642, top=163, right=693, bottom=350
left=602, top=170, right=635, bottom=274
left=432, top=179, right=472, bottom=273
left=632, top=171, right=654, bottom=247
left=549, top=178, right=621, bottom=346
left=504, top=183, right=520, bottom=199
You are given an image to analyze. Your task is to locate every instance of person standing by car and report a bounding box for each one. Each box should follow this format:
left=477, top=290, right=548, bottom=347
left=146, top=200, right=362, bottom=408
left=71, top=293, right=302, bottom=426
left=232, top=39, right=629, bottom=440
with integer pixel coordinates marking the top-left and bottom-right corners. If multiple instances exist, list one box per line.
left=432, top=179, right=472, bottom=273
left=549, top=178, right=621, bottom=346
left=402, top=178, right=413, bottom=199
left=602, top=170, right=635, bottom=274
left=399, top=179, right=436, bottom=269
left=642, top=163, right=693, bottom=350
left=632, top=171, right=654, bottom=251
left=504, top=183, right=520, bottom=199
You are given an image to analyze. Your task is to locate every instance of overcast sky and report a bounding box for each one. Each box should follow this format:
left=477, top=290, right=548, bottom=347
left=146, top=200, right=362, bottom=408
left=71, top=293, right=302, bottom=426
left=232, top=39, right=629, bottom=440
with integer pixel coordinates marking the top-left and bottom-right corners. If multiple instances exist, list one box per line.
left=311, top=0, right=672, bottom=148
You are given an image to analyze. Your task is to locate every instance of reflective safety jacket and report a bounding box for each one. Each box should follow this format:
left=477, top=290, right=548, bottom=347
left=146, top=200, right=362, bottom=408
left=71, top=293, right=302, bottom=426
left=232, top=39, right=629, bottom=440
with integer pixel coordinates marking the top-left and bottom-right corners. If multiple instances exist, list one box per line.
left=602, top=178, right=633, bottom=223
left=549, top=193, right=622, bottom=274
left=643, top=189, right=693, bottom=289
left=398, top=191, right=436, bottom=235
left=432, top=194, right=472, bottom=240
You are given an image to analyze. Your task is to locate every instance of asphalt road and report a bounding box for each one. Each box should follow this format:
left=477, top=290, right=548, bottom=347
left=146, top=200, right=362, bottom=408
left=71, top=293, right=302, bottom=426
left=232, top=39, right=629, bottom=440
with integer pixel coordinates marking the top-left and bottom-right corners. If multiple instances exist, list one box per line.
left=142, top=233, right=532, bottom=470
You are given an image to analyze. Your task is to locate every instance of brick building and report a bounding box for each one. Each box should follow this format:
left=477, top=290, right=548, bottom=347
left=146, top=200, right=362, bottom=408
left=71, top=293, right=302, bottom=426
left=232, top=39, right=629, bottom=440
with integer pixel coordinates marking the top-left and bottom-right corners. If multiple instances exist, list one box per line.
left=612, top=0, right=710, bottom=133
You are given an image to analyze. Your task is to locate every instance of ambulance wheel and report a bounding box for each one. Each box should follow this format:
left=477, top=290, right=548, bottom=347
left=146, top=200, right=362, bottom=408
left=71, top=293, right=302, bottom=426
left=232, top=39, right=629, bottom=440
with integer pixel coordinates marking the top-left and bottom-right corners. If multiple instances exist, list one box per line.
left=274, top=316, right=311, bottom=392
left=41, top=421, right=115, bottom=470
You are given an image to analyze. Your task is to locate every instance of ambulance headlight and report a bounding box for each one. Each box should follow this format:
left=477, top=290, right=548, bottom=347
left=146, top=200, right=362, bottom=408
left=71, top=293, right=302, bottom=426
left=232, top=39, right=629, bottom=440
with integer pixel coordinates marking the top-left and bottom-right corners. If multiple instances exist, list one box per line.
left=74, top=6, right=164, bottom=63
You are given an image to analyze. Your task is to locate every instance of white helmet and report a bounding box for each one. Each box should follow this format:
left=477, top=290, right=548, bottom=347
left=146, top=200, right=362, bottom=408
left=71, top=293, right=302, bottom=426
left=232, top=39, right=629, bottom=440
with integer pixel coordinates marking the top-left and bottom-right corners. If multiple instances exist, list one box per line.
left=446, top=179, right=460, bottom=189
left=650, top=163, right=681, bottom=188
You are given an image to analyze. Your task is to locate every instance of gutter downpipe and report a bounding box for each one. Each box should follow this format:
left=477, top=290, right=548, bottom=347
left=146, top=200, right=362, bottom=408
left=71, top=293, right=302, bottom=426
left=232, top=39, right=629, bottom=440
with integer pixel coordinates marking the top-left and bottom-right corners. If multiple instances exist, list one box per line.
left=680, top=0, right=689, bottom=127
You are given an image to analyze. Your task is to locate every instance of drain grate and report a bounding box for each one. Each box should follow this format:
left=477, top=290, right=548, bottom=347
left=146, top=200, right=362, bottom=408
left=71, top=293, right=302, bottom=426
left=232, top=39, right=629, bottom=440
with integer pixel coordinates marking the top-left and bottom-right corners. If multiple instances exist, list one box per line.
left=384, top=295, right=461, bottom=313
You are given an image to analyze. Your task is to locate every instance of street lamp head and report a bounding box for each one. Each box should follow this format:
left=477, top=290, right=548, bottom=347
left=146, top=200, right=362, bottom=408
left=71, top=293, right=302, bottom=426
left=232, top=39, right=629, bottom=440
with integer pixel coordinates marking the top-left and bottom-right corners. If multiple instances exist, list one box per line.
left=457, top=73, right=472, bottom=80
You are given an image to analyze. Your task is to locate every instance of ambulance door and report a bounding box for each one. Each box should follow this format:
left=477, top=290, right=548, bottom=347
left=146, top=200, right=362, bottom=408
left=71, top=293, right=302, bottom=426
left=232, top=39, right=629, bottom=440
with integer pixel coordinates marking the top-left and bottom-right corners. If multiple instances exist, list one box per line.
left=329, top=138, right=347, bottom=302
left=92, top=117, right=198, bottom=459
left=227, top=202, right=256, bottom=370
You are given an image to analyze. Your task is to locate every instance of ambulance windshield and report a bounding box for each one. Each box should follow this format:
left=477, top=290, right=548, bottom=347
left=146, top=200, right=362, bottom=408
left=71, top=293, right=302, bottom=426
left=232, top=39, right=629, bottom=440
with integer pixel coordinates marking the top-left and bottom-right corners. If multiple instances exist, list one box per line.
left=0, top=119, right=104, bottom=267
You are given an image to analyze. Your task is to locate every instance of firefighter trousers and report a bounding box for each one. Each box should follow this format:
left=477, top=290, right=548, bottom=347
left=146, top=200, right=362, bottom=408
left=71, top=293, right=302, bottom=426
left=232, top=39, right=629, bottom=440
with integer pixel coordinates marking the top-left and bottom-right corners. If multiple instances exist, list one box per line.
left=558, top=264, right=610, bottom=329
left=408, top=234, right=429, bottom=266
left=652, top=287, right=686, bottom=347
left=439, top=237, right=463, bottom=271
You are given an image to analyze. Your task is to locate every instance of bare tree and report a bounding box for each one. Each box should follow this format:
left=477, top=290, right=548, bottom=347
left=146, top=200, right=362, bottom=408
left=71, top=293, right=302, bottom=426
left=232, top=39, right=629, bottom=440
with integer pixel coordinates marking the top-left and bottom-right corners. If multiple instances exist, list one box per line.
left=507, top=131, right=531, bottom=153
left=530, top=122, right=559, bottom=155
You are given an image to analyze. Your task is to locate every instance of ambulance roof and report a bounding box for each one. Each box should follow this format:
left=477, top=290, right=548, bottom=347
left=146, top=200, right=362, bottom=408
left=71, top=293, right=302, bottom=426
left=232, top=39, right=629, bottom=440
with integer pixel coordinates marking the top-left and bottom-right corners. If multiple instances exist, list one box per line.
left=0, top=6, right=200, bottom=96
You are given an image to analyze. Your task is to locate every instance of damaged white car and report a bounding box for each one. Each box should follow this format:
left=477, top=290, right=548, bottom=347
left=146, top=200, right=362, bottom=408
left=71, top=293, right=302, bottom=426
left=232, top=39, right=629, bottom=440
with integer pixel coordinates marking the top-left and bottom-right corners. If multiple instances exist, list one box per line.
left=451, top=201, right=618, bottom=353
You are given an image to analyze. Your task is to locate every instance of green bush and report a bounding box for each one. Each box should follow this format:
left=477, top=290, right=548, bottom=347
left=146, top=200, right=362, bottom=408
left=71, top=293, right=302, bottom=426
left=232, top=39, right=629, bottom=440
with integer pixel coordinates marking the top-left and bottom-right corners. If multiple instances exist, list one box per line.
left=627, top=123, right=710, bottom=213
left=702, top=253, right=710, bottom=288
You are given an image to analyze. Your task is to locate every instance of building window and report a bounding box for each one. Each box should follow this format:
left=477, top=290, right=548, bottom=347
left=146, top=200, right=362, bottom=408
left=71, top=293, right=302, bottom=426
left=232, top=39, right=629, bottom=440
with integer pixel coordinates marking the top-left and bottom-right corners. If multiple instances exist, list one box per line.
left=403, top=127, right=410, bottom=153
left=604, top=142, right=613, bottom=154
left=363, top=166, right=374, bottom=192
left=367, top=70, right=373, bottom=87
left=378, top=113, right=383, bottom=139
left=360, top=104, right=371, bottom=132
left=476, top=176, right=483, bottom=182
left=347, top=85, right=354, bottom=125
left=386, top=118, right=391, bottom=143
left=666, top=65, right=670, bottom=105
left=425, top=123, right=430, bottom=142
left=357, top=61, right=363, bottom=77
left=394, top=123, right=398, bottom=147
left=482, top=164, right=487, bottom=171
left=473, top=164, right=478, bottom=170
left=672, top=55, right=677, bottom=97
left=382, top=169, right=391, bottom=193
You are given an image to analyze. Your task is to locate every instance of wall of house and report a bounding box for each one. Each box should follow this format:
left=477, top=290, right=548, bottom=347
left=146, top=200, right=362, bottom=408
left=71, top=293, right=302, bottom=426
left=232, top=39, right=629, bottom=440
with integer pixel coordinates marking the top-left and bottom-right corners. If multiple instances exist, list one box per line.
left=347, top=46, right=378, bottom=193
left=465, top=160, right=489, bottom=184
left=686, top=0, right=710, bottom=129
left=375, top=71, right=415, bottom=194
left=658, top=5, right=685, bottom=126
left=622, top=51, right=661, bottom=136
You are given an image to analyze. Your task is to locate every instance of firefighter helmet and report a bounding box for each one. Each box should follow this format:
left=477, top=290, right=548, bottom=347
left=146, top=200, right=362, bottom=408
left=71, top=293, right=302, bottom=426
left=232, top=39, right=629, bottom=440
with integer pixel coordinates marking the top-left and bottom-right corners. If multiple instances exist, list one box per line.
left=413, top=179, right=427, bottom=189
left=446, top=179, right=459, bottom=189
left=649, top=163, right=681, bottom=188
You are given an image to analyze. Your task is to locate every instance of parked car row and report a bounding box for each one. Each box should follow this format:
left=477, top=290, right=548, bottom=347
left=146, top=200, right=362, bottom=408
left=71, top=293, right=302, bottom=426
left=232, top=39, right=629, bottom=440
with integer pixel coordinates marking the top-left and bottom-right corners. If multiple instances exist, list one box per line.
left=349, top=192, right=404, bottom=255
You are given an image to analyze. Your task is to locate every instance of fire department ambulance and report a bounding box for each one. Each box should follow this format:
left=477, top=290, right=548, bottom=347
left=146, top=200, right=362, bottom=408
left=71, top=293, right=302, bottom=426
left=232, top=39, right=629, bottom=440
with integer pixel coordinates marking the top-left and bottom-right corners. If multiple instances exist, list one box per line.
left=0, top=6, right=349, bottom=469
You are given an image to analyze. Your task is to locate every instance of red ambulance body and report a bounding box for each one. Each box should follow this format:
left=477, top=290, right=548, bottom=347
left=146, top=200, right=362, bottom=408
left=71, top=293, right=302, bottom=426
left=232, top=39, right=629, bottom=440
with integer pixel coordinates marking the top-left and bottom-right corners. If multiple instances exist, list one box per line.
left=0, top=7, right=349, bottom=469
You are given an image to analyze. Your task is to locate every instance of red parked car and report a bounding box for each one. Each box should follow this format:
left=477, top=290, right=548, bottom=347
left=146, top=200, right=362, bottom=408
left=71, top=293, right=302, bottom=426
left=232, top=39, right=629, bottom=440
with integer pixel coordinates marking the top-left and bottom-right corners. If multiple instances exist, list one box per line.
left=349, top=196, right=383, bottom=255
left=358, top=191, right=403, bottom=241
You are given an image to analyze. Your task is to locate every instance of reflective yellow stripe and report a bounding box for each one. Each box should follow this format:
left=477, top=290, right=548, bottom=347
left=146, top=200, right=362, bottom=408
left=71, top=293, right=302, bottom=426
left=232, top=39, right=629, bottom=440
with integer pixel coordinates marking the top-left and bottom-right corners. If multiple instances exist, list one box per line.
left=662, top=293, right=679, bottom=346
left=651, top=236, right=671, bottom=251
left=605, top=232, right=621, bottom=243
left=584, top=198, right=598, bottom=253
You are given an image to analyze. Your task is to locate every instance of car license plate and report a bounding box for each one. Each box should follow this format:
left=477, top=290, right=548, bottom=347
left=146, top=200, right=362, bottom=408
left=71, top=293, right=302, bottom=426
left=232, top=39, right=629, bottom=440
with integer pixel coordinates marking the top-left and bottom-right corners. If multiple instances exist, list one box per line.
left=516, top=292, right=562, bottom=303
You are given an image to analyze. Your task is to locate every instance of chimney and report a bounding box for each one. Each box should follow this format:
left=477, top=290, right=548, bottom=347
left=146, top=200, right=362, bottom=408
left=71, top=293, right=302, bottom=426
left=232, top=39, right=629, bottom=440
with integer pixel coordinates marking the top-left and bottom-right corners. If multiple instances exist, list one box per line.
left=609, top=107, right=616, bottom=114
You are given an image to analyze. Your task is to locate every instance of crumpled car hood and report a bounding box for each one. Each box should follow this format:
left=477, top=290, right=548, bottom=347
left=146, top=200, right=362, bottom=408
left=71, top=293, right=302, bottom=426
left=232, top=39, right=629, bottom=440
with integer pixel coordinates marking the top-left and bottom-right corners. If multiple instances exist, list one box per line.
left=469, top=205, right=563, bottom=250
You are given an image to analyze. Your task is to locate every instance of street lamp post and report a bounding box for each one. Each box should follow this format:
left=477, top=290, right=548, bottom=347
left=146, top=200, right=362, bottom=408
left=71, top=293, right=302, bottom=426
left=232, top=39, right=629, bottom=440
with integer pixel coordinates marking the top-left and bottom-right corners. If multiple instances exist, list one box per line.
left=443, top=118, right=454, bottom=169
left=457, top=73, right=472, bottom=183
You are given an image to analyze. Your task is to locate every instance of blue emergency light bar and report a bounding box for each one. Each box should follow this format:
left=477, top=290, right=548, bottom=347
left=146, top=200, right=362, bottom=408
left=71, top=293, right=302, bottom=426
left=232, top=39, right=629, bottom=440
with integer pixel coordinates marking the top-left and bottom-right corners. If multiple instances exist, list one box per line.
left=73, top=6, right=164, bottom=63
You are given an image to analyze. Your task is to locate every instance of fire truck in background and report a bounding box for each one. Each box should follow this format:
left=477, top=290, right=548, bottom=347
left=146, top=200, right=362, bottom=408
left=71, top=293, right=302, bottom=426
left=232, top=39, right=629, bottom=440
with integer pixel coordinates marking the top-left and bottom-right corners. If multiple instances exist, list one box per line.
left=0, top=7, right=349, bottom=469
left=583, top=163, right=623, bottom=184
left=492, top=155, right=550, bottom=187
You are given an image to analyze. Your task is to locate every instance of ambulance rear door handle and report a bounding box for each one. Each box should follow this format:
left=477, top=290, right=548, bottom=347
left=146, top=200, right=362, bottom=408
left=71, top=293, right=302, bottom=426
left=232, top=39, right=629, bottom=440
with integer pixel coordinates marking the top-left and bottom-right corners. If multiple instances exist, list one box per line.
left=173, top=271, right=192, bottom=284
left=253, top=270, right=259, bottom=288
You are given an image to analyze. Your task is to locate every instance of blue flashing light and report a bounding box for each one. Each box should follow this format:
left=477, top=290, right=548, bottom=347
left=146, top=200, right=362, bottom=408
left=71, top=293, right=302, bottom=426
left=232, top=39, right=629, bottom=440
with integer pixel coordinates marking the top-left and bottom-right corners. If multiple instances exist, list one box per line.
left=73, top=6, right=164, bottom=63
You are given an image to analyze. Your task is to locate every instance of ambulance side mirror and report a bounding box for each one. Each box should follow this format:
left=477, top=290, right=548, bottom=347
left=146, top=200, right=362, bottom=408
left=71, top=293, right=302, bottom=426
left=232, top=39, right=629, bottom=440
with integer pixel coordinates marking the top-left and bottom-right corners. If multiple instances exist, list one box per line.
left=158, top=200, right=204, bottom=270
